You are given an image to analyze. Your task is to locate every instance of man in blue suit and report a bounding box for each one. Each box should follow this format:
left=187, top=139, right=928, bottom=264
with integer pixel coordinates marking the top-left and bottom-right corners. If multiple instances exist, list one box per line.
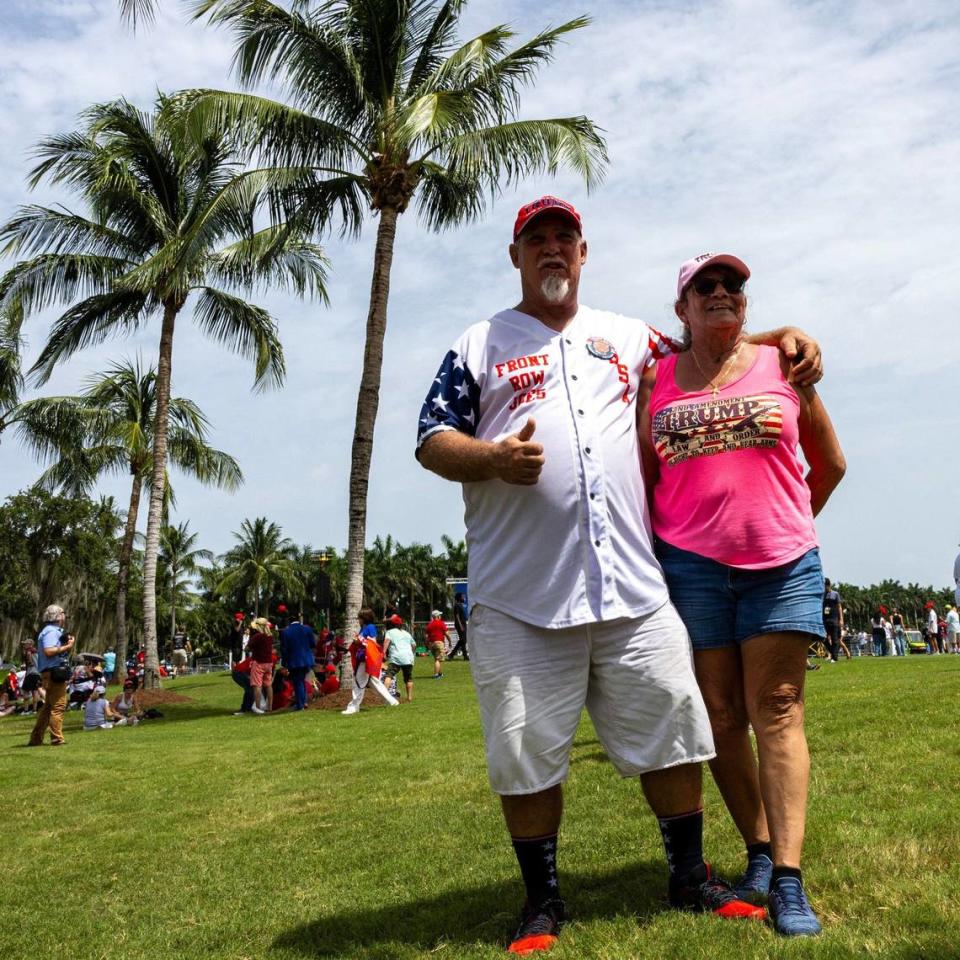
left=280, top=616, right=317, bottom=711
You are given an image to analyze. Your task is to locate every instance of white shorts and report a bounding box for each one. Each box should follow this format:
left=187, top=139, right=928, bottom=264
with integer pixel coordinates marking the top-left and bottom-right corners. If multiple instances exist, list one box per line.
left=469, top=601, right=716, bottom=795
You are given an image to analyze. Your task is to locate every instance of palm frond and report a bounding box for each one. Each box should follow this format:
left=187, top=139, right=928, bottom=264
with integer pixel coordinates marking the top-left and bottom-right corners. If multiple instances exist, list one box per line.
left=192, top=1, right=369, bottom=125
left=191, top=286, right=285, bottom=390
left=28, top=290, right=155, bottom=385
left=438, top=117, right=608, bottom=196
left=167, top=429, right=244, bottom=490
left=460, top=17, right=593, bottom=119
left=411, top=24, right=511, bottom=99
left=404, top=0, right=468, bottom=94
left=1, top=206, right=147, bottom=260
left=0, top=254, right=135, bottom=324
left=118, top=0, right=158, bottom=28
left=175, top=88, right=367, bottom=167
left=208, top=220, right=330, bottom=298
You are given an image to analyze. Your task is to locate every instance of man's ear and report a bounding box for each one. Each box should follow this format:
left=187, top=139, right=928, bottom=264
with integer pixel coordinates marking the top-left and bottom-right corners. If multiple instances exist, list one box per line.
left=580, top=239, right=588, bottom=264
left=509, top=242, right=520, bottom=268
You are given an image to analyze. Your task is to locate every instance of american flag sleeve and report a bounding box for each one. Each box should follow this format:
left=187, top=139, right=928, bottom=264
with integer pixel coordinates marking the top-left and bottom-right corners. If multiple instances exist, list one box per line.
left=647, top=324, right=682, bottom=365
left=416, top=349, right=482, bottom=454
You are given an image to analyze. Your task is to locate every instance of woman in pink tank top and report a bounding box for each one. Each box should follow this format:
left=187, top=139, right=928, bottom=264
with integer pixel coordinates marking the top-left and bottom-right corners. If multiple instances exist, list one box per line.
left=638, top=253, right=845, bottom=937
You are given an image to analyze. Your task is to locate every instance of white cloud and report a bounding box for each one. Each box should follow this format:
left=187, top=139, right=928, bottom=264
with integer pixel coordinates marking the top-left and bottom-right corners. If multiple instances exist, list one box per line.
left=1, top=0, right=958, bottom=590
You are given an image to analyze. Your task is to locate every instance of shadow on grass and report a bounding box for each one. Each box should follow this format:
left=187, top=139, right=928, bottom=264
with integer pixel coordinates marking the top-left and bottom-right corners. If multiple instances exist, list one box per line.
left=273, top=859, right=669, bottom=957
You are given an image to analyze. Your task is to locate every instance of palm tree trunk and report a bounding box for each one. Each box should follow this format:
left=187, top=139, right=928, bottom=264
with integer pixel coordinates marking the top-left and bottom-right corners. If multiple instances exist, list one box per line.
left=344, top=206, right=399, bottom=681
left=114, top=470, right=142, bottom=683
left=142, top=302, right=177, bottom=689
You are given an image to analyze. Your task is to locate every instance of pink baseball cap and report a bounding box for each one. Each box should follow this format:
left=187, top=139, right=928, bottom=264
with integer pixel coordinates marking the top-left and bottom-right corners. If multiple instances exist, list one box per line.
left=513, top=196, right=582, bottom=241
left=676, top=253, right=751, bottom=299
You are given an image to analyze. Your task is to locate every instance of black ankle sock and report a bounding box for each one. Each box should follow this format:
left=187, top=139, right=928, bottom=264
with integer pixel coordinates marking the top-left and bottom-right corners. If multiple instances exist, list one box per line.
left=746, top=842, right=773, bottom=861
left=512, top=834, right=560, bottom=907
left=772, top=865, right=803, bottom=884
left=657, top=808, right=704, bottom=881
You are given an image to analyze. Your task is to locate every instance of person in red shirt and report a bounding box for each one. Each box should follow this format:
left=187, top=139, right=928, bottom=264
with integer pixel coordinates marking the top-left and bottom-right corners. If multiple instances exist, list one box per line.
left=247, top=617, right=275, bottom=714
left=423, top=611, right=449, bottom=679
left=272, top=667, right=294, bottom=710
left=320, top=663, right=340, bottom=696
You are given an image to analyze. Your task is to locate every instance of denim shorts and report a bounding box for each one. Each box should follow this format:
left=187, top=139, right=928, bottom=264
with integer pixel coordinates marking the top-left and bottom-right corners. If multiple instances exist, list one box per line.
left=654, top=539, right=827, bottom=650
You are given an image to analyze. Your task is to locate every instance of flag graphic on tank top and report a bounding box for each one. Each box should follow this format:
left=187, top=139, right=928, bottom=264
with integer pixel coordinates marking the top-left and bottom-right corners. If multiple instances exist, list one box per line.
left=653, top=394, right=783, bottom=465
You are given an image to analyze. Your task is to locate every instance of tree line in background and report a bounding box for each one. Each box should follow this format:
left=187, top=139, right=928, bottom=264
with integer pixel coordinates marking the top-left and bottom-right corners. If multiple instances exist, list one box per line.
left=0, top=487, right=467, bottom=663
left=0, top=0, right=607, bottom=686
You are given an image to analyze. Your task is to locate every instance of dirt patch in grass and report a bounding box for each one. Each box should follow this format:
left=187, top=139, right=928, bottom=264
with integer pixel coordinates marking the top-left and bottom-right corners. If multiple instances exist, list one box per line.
left=309, top=688, right=392, bottom=711
left=136, top=689, right=195, bottom=708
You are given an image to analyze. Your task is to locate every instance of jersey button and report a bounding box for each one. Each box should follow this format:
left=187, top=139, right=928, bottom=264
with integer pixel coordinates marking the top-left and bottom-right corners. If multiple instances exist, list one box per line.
left=571, top=374, right=578, bottom=380
left=584, top=447, right=591, bottom=454
left=594, top=539, right=601, bottom=547
left=577, top=409, right=584, bottom=415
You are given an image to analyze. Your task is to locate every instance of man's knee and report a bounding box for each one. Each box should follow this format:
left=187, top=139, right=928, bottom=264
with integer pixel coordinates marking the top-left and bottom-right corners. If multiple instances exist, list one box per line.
left=501, top=784, right=563, bottom=837
left=706, top=701, right=750, bottom=741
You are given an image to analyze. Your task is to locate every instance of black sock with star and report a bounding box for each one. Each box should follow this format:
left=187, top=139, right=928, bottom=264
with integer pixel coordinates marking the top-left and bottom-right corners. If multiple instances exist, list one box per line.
left=657, top=808, right=705, bottom=882
left=512, top=834, right=560, bottom=907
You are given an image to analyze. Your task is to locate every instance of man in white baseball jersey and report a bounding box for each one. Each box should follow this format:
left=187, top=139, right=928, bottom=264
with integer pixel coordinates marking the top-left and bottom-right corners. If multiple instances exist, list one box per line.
left=954, top=545, right=960, bottom=610
left=416, top=196, right=821, bottom=954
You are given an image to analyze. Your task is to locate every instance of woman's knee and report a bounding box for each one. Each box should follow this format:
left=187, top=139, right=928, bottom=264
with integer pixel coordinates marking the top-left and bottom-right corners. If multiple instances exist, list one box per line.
left=750, top=682, right=805, bottom=732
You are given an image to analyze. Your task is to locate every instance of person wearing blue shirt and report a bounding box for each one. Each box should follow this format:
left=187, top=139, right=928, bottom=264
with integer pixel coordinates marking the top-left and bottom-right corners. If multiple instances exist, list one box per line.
left=280, top=618, right=317, bottom=711
left=28, top=604, right=75, bottom=747
left=103, top=648, right=117, bottom=682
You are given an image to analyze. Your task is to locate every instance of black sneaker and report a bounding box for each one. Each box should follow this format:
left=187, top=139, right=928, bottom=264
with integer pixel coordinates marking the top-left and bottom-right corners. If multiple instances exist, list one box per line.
left=507, top=898, right=565, bottom=955
left=669, top=862, right=767, bottom=920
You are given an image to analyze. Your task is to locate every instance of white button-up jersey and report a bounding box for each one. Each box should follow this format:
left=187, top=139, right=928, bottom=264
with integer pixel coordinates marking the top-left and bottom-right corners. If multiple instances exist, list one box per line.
left=417, top=306, right=677, bottom=629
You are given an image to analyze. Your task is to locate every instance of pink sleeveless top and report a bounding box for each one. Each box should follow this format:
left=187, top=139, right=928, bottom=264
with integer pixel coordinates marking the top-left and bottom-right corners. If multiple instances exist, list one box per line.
left=648, top=345, right=817, bottom=569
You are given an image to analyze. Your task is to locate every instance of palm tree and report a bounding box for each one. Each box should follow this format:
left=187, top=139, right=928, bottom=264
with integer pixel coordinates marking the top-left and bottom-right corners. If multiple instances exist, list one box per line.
left=0, top=96, right=328, bottom=686
left=9, top=358, right=241, bottom=676
left=218, top=517, right=298, bottom=616
left=440, top=534, right=467, bottom=578
left=158, top=520, right=214, bottom=647
left=0, top=318, right=23, bottom=433
left=182, top=0, right=608, bottom=671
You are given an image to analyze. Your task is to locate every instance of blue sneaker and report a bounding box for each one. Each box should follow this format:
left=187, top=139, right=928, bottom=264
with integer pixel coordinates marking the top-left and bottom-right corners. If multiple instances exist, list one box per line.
left=768, top=876, right=822, bottom=936
left=733, top=853, right=773, bottom=901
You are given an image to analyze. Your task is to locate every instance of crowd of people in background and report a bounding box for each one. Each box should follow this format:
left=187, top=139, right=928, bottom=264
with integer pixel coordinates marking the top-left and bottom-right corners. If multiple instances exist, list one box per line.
left=812, top=584, right=959, bottom=662
left=224, top=594, right=470, bottom=718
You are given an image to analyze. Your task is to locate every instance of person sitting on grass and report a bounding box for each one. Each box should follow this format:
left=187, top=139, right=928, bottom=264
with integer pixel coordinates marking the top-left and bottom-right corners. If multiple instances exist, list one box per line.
left=320, top=663, right=340, bottom=696
left=0, top=668, right=20, bottom=716
left=231, top=654, right=255, bottom=715
left=272, top=667, right=295, bottom=710
left=111, top=680, right=142, bottom=725
left=67, top=661, right=97, bottom=709
left=83, top=685, right=120, bottom=731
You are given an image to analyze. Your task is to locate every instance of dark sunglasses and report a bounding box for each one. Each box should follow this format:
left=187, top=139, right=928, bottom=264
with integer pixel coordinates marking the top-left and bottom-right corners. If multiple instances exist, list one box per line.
left=690, top=275, right=746, bottom=296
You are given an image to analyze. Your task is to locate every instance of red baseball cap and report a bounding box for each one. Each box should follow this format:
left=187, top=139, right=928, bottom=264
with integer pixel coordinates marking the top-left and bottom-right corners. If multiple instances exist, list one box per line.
left=513, top=196, right=582, bottom=241
left=386, top=614, right=403, bottom=627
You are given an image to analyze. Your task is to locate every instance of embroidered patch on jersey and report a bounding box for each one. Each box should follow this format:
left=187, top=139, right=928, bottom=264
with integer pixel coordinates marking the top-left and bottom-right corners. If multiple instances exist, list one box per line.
left=586, top=337, right=616, bottom=360
left=653, top=394, right=782, bottom=465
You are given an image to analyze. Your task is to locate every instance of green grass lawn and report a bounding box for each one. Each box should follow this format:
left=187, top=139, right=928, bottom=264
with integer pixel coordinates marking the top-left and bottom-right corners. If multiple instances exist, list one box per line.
left=3, top=655, right=959, bottom=959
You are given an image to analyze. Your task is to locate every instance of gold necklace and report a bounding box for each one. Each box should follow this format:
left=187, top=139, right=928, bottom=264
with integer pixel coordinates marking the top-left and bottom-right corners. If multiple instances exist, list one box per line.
left=690, top=341, right=744, bottom=399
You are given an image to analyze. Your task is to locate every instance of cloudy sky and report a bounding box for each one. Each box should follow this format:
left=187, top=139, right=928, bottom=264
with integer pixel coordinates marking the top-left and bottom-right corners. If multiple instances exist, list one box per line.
left=1, top=0, right=958, bottom=590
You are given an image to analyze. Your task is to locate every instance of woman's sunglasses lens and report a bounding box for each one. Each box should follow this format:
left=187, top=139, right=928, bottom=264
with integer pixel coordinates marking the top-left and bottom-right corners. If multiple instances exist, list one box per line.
left=692, top=277, right=744, bottom=295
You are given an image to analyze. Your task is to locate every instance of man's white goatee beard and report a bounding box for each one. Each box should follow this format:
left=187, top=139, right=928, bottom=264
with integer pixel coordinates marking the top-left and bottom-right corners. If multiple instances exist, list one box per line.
left=540, top=275, right=570, bottom=303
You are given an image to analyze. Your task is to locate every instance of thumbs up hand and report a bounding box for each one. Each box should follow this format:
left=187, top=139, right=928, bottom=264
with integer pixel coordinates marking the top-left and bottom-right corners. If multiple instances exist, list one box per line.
left=494, top=418, right=545, bottom=485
